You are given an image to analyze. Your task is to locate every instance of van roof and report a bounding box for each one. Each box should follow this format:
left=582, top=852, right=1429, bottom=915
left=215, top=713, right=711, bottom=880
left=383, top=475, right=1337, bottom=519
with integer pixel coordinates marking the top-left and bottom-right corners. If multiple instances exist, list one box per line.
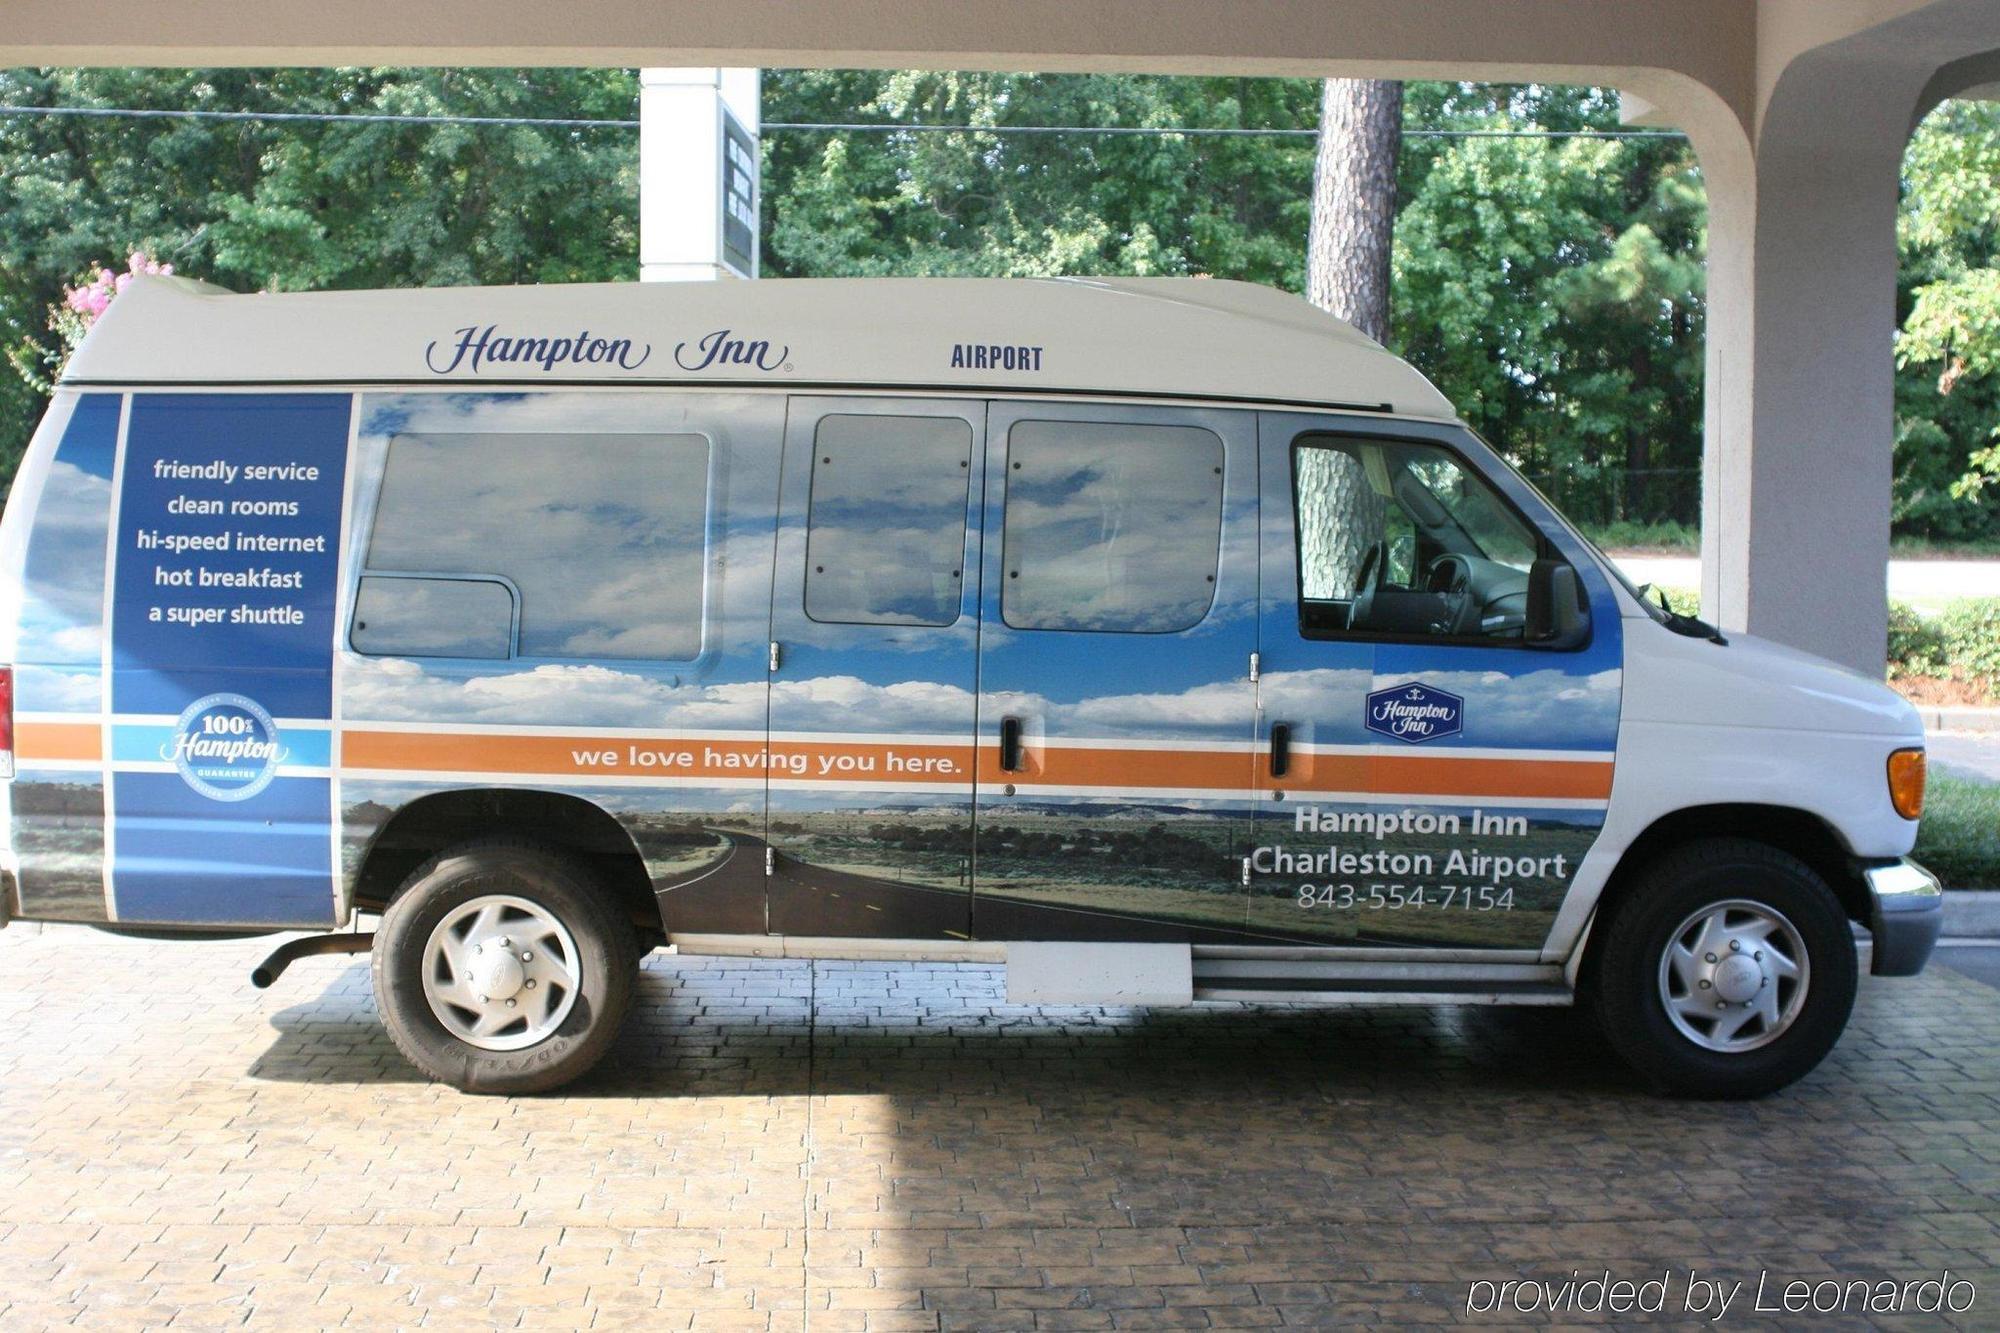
left=62, top=274, right=1457, bottom=418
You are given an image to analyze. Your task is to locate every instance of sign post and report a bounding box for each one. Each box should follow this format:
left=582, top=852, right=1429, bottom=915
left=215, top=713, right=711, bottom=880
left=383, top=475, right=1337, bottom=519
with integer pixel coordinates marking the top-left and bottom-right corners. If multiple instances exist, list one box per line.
left=639, top=68, right=761, bottom=282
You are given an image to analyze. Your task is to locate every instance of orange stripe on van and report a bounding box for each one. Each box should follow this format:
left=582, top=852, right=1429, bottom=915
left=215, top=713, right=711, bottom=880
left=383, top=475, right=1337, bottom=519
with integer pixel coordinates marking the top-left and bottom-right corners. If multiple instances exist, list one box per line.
left=14, top=719, right=102, bottom=763
left=975, top=745, right=1251, bottom=791
left=341, top=728, right=1612, bottom=802
left=342, top=730, right=979, bottom=784
left=768, top=738, right=974, bottom=783
left=346, top=730, right=759, bottom=778
left=978, top=744, right=1613, bottom=801
left=1365, top=752, right=1613, bottom=801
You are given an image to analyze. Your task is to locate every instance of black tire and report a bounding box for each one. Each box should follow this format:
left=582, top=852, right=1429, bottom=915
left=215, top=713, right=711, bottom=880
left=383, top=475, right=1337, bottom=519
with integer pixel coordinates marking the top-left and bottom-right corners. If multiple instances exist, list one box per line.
left=1588, top=837, right=1857, bottom=1099
left=372, top=839, right=640, bottom=1094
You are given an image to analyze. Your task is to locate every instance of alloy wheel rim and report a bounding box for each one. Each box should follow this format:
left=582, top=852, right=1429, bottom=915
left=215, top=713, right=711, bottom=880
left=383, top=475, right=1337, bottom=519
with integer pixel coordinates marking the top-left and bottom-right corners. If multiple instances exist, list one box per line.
left=421, top=894, right=581, bottom=1051
left=1657, top=898, right=1810, bottom=1053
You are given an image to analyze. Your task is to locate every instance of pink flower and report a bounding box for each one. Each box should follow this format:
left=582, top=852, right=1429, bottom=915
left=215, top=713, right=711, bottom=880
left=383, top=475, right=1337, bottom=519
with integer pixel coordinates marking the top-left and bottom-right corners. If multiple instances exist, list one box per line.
left=58, top=249, right=183, bottom=335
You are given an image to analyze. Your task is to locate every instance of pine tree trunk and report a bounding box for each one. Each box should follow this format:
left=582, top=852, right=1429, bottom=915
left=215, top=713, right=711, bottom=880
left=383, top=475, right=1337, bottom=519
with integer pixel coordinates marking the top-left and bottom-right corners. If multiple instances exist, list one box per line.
left=1300, top=79, right=1402, bottom=597
left=1624, top=341, right=1655, bottom=520
left=1306, top=78, right=1403, bottom=343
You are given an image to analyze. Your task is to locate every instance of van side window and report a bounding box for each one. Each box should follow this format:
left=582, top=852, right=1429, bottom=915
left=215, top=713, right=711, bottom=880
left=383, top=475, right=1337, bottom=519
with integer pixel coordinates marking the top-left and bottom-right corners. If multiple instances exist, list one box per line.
left=1293, top=436, right=1541, bottom=642
left=1001, top=420, right=1224, bottom=633
left=805, top=415, right=973, bottom=627
left=352, top=576, right=515, bottom=660
left=358, top=432, right=710, bottom=660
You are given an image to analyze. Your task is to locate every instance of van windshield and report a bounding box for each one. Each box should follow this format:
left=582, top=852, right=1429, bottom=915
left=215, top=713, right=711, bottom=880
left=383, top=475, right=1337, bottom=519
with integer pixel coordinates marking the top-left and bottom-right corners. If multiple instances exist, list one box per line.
left=1476, top=438, right=1685, bottom=630
left=1400, top=454, right=1537, bottom=571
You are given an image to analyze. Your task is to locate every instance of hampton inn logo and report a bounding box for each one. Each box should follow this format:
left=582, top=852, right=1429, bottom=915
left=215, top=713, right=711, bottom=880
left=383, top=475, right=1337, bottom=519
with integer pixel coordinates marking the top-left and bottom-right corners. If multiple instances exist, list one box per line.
left=1366, top=682, right=1464, bottom=744
left=674, top=329, right=790, bottom=372
left=425, top=325, right=651, bottom=374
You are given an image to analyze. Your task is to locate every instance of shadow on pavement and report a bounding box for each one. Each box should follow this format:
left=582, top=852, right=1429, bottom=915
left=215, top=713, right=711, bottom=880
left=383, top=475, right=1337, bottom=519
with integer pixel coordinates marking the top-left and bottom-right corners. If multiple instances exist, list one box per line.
left=246, top=953, right=1643, bottom=1100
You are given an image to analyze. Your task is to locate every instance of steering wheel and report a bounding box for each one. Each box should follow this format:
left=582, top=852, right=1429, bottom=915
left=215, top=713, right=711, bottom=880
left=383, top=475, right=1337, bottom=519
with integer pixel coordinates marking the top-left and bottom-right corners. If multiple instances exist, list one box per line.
left=1348, top=540, right=1388, bottom=631
left=1425, top=553, right=1482, bottom=635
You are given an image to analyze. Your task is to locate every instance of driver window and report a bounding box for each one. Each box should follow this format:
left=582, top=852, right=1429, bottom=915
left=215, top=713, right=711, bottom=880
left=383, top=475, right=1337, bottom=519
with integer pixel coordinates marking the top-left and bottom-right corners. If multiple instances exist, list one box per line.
left=1292, top=435, right=1543, bottom=642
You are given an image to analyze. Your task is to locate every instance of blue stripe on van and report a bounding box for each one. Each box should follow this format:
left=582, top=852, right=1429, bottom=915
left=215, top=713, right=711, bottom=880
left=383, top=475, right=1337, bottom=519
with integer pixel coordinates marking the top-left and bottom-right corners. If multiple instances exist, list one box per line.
left=110, top=772, right=337, bottom=925
left=107, top=393, right=350, bottom=928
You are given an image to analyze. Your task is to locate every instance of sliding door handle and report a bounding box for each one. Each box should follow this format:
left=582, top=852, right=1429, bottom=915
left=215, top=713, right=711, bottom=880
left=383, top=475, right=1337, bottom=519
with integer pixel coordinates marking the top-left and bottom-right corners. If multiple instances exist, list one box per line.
left=1269, top=722, right=1292, bottom=779
left=999, top=717, right=1023, bottom=773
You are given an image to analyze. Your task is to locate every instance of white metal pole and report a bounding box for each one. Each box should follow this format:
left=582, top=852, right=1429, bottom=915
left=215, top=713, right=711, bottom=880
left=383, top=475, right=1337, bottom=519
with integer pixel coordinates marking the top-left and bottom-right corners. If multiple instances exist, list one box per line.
left=639, top=68, right=761, bottom=281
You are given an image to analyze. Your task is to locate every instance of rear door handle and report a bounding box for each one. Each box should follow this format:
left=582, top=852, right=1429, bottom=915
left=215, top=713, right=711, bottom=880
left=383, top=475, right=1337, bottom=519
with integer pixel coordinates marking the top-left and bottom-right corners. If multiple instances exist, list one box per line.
left=1269, top=722, right=1292, bottom=779
left=999, top=717, right=1023, bottom=773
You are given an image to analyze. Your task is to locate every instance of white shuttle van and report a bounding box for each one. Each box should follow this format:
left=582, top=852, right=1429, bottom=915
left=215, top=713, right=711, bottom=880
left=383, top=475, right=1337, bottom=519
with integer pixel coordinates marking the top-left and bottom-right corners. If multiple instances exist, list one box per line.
left=0, top=275, right=1940, bottom=1096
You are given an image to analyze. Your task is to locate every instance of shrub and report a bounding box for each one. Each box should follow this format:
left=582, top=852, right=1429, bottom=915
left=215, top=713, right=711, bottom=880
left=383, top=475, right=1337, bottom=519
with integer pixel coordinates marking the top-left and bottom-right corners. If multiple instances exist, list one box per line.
left=1646, top=584, right=1699, bottom=617
left=1887, top=600, right=1947, bottom=677
left=1933, top=599, right=2000, bottom=682
left=1579, top=519, right=1699, bottom=553
left=1889, top=598, right=2000, bottom=685
left=1637, top=590, right=1999, bottom=689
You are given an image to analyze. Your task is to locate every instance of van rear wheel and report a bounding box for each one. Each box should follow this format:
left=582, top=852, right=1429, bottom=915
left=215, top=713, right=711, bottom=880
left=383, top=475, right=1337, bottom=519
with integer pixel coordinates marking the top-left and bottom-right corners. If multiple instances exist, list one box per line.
left=1589, top=838, right=1856, bottom=1099
left=373, top=840, right=640, bottom=1094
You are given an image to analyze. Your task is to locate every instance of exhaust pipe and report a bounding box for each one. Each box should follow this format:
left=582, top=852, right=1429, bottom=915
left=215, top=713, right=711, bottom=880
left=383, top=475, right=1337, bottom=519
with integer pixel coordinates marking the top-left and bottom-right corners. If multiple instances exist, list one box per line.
left=252, top=932, right=373, bottom=989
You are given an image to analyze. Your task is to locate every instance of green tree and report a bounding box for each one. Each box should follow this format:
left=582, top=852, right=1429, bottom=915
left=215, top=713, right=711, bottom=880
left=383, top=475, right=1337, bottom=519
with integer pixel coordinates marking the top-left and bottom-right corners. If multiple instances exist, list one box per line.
left=764, top=74, right=1711, bottom=530
left=762, top=70, right=1318, bottom=284
left=0, top=66, right=639, bottom=479
left=5, top=66, right=1993, bottom=548
left=1894, top=98, right=2000, bottom=537
left=1391, top=84, right=1705, bottom=528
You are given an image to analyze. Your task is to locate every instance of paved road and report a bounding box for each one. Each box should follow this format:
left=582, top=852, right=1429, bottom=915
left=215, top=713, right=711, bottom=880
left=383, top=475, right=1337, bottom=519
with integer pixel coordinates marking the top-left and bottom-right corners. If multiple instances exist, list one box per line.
left=1612, top=552, right=2000, bottom=603
left=1939, top=941, right=2000, bottom=990
left=1, top=925, right=1996, bottom=1329
left=1931, top=730, right=2000, bottom=784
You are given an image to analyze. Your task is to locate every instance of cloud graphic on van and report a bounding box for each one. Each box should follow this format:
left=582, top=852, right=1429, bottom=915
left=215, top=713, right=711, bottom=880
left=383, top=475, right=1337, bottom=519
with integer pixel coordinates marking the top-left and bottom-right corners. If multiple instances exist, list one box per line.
left=346, top=657, right=997, bottom=733
left=15, top=459, right=113, bottom=666
left=344, top=658, right=702, bottom=728
left=1368, top=667, right=1621, bottom=747
left=769, top=676, right=978, bottom=730
left=363, top=391, right=672, bottom=438
left=1060, top=675, right=1274, bottom=732
left=15, top=664, right=103, bottom=715
left=344, top=659, right=1617, bottom=749
left=345, top=660, right=984, bottom=732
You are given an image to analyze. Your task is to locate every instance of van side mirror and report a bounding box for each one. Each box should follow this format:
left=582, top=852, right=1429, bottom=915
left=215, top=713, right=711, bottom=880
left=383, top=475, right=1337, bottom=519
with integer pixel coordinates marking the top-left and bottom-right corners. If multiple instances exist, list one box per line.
left=1525, top=558, right=1589, bottom=649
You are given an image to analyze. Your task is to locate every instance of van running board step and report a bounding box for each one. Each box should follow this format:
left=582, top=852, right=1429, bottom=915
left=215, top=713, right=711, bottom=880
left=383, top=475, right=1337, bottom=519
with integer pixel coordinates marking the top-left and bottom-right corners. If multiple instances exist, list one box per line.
left=1191, top=952, right=1572, bottom=1006
left=1193, top=979, right=1572, bottom=1005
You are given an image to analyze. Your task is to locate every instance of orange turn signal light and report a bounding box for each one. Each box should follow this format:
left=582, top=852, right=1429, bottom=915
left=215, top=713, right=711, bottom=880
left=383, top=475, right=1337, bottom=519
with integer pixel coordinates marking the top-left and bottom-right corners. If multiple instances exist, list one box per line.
left=1888, top=747, right=1926, bottom=821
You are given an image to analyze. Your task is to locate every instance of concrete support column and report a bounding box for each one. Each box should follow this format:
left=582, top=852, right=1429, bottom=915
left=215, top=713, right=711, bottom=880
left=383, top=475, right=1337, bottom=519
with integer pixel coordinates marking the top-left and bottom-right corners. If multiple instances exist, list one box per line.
left=639, top=68, right=761, bottom=281
left=1687, top=1, right=2000, bottom=674
left=1690, top=56, right=1912, bottom=674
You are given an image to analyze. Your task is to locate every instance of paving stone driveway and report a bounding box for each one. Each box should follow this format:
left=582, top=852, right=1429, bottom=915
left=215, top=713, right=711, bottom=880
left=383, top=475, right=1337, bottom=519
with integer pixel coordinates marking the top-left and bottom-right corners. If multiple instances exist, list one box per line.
left=0, top=925, right=1996, bottom=1329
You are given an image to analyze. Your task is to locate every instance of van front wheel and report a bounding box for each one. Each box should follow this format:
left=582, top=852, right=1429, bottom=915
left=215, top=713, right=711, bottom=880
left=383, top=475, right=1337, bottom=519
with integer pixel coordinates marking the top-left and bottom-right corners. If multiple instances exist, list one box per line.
left=1590, top=838, right=1856, bottom=1099
left=373, top=841, right=639, bottom=1093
